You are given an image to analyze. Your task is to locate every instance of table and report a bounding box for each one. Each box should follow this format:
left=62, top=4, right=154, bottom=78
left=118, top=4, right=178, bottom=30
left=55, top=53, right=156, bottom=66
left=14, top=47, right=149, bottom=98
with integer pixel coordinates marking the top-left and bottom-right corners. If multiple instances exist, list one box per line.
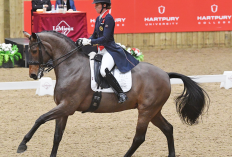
left=5, top=38, right=29, bottom=67
left=33, top=12, right=89, bottom=41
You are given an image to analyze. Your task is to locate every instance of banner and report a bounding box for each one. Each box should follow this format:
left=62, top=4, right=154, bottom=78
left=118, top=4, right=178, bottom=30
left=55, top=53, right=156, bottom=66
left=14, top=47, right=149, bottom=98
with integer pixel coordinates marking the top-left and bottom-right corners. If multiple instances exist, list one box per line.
left=33, top=13, right=89, bottom=41
left=24, top=0, right=232, bottom=35
left=135, top=0, right=232, bottom=33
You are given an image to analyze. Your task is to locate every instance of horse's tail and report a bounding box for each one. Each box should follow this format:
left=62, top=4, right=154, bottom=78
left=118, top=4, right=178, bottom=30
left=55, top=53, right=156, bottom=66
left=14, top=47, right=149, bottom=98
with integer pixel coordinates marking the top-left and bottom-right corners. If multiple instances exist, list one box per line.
left=168, top=72, right=210, bottom=125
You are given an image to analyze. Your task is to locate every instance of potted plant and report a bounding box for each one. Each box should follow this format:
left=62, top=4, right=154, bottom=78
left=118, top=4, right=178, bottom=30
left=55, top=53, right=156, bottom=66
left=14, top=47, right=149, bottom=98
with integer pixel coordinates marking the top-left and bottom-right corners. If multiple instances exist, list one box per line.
left=0, top=43, right=22, bottom=68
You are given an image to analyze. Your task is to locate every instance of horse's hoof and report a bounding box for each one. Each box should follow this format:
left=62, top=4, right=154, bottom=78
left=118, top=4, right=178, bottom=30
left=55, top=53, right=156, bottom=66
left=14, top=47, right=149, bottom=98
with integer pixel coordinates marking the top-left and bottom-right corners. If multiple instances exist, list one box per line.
left=17, top=143, right=27, bottom=153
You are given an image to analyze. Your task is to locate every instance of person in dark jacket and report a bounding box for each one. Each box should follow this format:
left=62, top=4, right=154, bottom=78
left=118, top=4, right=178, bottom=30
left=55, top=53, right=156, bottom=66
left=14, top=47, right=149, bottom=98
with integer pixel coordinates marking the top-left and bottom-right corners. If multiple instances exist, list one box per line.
left=55, top=0, right=77, bottom=11
left=32, top=0, right=51, bottom=12
left=77, top=0, right=139, bottom=104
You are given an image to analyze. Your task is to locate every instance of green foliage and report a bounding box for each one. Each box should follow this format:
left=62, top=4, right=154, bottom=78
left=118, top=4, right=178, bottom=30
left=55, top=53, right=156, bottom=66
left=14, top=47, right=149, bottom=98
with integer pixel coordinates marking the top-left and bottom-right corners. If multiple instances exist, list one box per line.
left=0, top=55, right=3, bottom=66
left=0, top=44, right=22, bottom=66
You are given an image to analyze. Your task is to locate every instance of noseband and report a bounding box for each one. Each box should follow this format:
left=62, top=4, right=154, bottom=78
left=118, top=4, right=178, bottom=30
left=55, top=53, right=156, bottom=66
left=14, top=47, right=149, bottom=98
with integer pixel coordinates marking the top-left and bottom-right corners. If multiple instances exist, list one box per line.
left=28, top=33, right=82, bottom=78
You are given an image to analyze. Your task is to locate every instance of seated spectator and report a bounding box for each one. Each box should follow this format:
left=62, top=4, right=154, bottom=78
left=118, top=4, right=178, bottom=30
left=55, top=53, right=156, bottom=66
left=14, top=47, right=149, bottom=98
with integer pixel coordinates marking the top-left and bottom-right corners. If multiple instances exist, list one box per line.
left=55, top=0, right=77, bottom=11
left=32, top=0, right=51, bottom=12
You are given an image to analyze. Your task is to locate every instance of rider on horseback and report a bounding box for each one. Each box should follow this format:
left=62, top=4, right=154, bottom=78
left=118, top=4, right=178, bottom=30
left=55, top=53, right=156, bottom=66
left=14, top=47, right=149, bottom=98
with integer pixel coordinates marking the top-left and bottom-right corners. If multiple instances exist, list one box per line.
left=77, top=0, right=139, bottom=103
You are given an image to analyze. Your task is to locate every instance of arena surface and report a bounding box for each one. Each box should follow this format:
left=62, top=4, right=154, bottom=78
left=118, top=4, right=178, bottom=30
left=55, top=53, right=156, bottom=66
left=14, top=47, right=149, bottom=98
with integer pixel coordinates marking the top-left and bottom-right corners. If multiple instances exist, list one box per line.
left=0, top=48, right=232, bottom=157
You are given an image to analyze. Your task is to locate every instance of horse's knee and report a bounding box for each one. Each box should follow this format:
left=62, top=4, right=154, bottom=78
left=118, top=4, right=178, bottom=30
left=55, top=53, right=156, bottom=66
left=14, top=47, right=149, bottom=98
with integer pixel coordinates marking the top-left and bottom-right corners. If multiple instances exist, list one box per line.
left=35, top=115, right=46, bottom=124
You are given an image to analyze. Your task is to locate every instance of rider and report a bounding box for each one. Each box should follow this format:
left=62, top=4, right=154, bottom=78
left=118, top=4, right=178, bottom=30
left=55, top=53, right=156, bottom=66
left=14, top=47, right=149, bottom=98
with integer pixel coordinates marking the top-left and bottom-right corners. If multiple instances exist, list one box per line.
left=77, top=0, right=139, bottom=103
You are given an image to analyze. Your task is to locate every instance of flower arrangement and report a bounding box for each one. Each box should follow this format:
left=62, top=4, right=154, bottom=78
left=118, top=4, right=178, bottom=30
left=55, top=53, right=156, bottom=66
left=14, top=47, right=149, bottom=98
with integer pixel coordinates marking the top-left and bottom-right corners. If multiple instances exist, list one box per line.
left=117, top=43, right=144, bottom=62
left=126, top=47, right=144, bottom=62
left=0, top=43, right=22, bottom=66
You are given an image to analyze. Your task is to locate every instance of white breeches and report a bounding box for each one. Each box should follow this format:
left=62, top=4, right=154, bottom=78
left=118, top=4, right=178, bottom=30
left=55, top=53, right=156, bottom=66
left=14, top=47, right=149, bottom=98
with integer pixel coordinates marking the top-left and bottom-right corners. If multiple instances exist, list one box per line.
left=98, top=48, right=115, bottom=77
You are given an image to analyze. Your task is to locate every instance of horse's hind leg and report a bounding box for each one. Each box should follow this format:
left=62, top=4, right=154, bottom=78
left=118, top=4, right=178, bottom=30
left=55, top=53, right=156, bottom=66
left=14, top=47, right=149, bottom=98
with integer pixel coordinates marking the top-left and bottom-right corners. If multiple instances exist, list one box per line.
left=124, top=111, right=151, bottom=157
left=50, top=116, right=68, bottom=157
left=151, top=112, right=175, bottom=157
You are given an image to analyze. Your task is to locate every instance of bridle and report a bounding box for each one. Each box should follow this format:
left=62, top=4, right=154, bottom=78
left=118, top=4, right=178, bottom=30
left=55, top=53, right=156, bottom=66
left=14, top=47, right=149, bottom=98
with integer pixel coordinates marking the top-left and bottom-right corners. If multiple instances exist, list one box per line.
left=29, top=33, right=82, bottom=78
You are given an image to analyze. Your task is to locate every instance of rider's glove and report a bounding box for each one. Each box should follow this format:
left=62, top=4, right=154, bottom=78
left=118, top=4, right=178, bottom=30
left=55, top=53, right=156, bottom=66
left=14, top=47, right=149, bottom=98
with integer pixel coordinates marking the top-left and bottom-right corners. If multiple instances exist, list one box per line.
left=81, top=38, right=91, bottom=46
left=76, top=38, right=83, bottom=46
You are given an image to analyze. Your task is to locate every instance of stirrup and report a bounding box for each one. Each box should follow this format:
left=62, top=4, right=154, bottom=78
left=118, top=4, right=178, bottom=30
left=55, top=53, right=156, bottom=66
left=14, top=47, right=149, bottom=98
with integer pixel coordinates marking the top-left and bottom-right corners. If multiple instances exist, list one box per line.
left=118, top=93, right=128, bottom=103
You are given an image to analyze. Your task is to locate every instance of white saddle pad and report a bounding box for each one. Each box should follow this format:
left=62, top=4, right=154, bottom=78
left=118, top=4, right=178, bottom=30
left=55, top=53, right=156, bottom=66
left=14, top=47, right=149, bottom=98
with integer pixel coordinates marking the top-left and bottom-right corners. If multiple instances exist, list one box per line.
left=89, top=52, right=132, bottom=93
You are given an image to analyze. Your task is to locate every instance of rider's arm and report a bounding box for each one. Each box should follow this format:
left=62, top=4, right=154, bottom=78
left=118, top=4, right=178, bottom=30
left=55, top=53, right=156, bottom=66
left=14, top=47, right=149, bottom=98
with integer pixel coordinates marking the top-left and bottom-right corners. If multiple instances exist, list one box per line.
left=31, top=0, right=51, bottom=11
left=90, top=16, right=114, bottom=45
left=32, top=0, right=43, bottom=11
left=47, top=0, right=52, bottom=11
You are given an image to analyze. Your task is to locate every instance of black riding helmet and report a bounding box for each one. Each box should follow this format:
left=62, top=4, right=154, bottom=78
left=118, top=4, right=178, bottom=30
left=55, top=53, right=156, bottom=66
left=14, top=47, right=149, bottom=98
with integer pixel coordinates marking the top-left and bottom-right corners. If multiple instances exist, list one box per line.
left=92, top=0, right=111, bottom=13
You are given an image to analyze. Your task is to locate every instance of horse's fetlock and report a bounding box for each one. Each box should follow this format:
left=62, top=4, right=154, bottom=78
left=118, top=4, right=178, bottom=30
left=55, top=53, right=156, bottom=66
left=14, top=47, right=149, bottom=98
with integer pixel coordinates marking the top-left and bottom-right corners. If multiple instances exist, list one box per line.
left=23, top=136, right=29, bottom=142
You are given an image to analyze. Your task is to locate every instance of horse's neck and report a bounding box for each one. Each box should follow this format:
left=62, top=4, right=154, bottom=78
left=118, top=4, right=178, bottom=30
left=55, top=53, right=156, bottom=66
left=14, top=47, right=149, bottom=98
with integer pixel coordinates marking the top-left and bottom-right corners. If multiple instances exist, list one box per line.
left=54, top=53, right=89, bottom=82
left=43, top=34, right=89, bottom=82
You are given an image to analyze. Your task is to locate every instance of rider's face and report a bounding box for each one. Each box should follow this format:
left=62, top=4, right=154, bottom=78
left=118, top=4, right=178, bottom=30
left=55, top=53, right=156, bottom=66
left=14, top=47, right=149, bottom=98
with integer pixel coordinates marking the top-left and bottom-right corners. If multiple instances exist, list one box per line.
left=95, top=3, right=102, bottom=14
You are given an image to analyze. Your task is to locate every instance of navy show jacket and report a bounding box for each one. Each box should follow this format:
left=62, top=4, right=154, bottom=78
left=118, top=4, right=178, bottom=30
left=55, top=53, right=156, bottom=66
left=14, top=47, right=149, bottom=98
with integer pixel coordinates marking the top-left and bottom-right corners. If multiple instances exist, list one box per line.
left=89, top=13, right=139, bottom=73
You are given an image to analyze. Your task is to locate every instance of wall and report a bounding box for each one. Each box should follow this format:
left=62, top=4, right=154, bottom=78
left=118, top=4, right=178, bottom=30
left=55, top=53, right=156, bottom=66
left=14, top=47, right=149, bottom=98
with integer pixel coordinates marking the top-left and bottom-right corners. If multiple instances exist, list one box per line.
left=0, top=0, right=24, bottom=43
left=0, top=1, right=4, bottom=43
left=114, top=31, right=232, bottom=50
left=1, top=0, right=232, bottom=50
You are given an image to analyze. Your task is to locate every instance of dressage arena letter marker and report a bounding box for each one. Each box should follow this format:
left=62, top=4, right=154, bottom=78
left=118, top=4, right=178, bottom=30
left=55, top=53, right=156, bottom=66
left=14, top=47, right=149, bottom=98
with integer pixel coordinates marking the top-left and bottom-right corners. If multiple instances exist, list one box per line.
left=36, top=77, right=54, bottom=96
left=220, top=71, right=232, bottom=89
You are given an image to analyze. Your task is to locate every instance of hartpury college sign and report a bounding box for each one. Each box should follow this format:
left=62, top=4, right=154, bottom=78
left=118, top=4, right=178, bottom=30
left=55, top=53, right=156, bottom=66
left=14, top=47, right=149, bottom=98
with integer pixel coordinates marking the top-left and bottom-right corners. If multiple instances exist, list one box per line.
left=24, top=0, right=232, bottom=34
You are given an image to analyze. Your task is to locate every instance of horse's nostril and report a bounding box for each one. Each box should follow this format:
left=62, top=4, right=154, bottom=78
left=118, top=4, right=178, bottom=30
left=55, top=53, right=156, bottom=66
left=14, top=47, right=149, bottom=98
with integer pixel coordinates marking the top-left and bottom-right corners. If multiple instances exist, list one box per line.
left=30, top=74, right=37, bottom=80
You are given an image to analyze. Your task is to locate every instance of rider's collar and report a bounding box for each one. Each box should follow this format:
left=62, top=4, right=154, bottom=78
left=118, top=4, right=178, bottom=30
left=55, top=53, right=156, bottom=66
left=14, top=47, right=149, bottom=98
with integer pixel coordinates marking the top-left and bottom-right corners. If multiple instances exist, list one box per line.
left=99, top=9, right=108, bottom=21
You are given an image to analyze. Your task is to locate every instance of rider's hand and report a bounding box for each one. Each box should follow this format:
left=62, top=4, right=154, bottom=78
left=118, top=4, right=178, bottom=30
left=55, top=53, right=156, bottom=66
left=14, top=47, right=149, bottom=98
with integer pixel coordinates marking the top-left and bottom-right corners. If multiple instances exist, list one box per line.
left=81, top=38, right=91, bottom=46
left=76, top=38, right=83, bottom=46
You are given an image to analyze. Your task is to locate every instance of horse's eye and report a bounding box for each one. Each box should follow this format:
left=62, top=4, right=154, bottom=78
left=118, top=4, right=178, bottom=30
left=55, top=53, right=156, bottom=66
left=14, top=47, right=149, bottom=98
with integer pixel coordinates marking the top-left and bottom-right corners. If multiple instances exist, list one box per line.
left=32, top=50, right=37, bottom=54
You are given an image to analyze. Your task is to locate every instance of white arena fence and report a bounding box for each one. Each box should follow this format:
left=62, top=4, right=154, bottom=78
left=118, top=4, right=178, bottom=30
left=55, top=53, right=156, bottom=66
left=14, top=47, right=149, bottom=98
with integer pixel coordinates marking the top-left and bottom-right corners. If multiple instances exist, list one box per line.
left=0, top=71, right=232, bottom=96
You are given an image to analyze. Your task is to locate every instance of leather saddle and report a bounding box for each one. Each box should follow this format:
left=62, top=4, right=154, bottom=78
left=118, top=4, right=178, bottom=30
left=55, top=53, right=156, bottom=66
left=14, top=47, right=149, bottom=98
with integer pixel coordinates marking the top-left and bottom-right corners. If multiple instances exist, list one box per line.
left=81, top=45, right=112, bottom=89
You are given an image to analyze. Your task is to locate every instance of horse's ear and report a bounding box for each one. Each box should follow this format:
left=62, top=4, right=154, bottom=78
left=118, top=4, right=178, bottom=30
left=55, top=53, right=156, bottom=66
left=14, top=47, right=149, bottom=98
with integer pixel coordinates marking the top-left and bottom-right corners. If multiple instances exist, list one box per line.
left=23, top=31, right=31, bottom=39
left=31, top=33, right=37, bottom=40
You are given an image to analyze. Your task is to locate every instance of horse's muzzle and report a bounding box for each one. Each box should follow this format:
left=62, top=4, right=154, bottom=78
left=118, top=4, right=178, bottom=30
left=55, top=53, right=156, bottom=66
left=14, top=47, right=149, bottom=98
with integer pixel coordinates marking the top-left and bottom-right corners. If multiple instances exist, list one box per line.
left=30, top=74, right=38, bottom=80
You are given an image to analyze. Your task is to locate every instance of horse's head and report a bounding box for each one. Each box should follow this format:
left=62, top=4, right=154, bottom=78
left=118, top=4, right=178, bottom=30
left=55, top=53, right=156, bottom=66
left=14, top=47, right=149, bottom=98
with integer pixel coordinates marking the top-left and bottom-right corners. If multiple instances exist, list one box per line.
left=24, top=31, right=52, bottom=80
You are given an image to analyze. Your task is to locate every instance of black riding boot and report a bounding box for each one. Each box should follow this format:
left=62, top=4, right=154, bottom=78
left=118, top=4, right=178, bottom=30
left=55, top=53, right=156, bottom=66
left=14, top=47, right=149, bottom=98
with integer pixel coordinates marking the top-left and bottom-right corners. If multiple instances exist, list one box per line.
left=105, top=68, right=128, bottom=103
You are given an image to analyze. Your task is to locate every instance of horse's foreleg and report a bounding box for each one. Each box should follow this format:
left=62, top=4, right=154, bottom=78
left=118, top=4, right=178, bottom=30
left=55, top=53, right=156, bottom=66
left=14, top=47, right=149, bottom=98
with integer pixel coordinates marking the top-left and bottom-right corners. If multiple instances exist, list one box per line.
left=124, top=111, right=150, bottom=157
left=17, top=104, right=73, bottom=154
left=50, top=116, right=68, bottom=157
left=151, top=112, right=175, bottom=157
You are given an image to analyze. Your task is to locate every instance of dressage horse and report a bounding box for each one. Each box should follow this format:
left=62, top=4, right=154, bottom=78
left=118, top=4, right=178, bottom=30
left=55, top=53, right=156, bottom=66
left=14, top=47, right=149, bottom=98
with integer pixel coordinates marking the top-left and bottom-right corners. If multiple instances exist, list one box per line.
left=18, top=31, right=209, bottom=157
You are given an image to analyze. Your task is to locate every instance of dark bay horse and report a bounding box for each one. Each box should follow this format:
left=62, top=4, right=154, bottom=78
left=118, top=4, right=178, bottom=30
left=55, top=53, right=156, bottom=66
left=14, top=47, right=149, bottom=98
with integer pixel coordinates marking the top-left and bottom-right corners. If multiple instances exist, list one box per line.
left=18, top=31, right=209, bottom=157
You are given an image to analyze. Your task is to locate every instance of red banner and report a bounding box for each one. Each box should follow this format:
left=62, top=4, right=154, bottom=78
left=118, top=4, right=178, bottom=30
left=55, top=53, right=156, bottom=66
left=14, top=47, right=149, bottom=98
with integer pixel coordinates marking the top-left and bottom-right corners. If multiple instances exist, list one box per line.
left=135, top=0, right=232, bottom=33
left=33, top=12, right=89, bottom=41
left=24, top=0, right=232, bottom=35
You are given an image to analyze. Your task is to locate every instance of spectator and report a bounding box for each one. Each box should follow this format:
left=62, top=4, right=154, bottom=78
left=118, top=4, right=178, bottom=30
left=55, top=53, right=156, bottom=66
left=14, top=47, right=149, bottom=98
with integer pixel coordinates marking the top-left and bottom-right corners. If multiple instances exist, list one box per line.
left=55, top=0, right=77, bottom=11
left=32, top=0, right=51, bottom=12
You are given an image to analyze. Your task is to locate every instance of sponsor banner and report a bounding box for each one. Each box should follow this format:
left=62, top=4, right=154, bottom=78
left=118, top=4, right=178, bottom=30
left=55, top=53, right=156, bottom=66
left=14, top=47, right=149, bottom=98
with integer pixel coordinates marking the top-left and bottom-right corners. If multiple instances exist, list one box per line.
left=33, top=13, right=89, bottom=41
left=135, top=0, right=232, bottom=33
left=75, top=0, right=134, bottom=34
left=194, top=1, right=232, bottom=31
left=24, top=0, right=232, bottom=34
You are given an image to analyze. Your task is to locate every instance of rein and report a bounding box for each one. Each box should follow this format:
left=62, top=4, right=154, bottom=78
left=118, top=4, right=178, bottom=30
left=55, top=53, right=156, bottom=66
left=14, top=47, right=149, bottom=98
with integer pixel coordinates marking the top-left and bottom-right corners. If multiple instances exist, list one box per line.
left=29, top=33, right=82, bottom=78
